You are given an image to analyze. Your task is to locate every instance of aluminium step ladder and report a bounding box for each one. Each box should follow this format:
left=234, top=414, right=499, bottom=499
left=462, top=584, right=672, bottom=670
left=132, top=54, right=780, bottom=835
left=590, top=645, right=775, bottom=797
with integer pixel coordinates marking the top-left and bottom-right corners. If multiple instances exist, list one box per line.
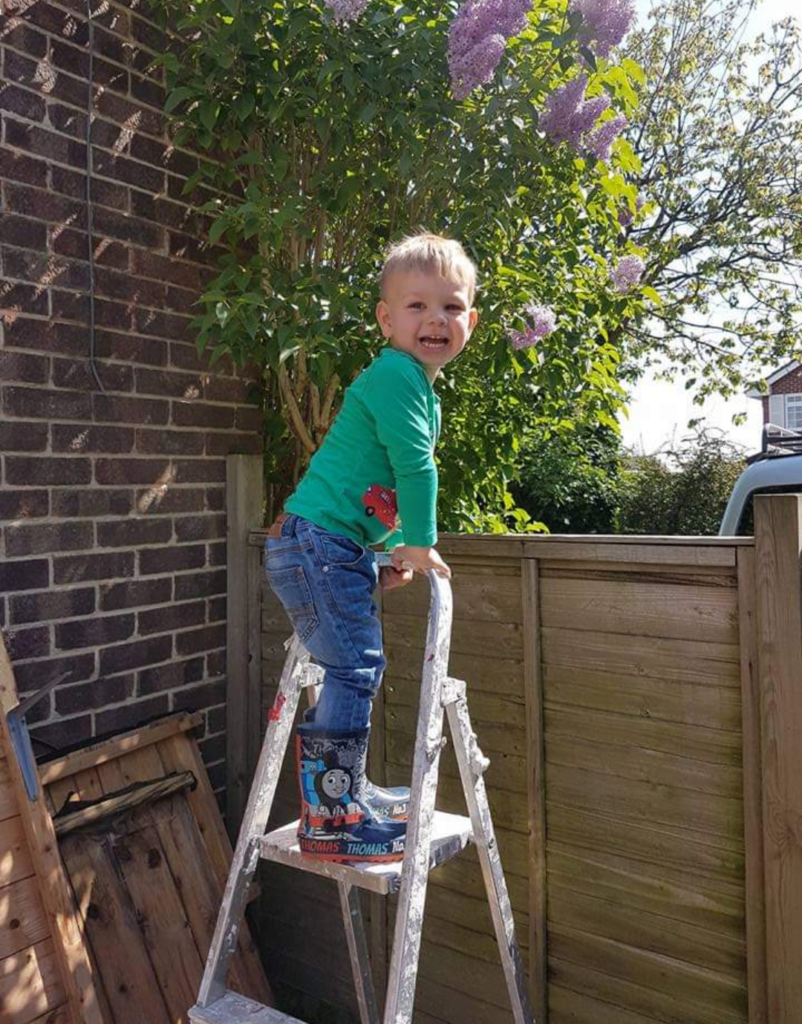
left=189, top=557, right=534, bottom=1024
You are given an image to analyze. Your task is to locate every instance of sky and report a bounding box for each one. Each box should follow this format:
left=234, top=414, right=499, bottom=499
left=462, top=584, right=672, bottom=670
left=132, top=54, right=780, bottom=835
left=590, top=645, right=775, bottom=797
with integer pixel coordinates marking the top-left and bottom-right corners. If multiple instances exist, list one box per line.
left=619, top=0, right=799, bottom=455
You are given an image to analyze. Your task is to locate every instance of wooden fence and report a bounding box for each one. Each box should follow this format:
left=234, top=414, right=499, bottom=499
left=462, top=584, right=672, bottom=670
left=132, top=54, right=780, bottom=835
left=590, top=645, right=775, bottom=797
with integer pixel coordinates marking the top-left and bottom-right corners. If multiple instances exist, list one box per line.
left=227, top=455, right=802, bottom=1024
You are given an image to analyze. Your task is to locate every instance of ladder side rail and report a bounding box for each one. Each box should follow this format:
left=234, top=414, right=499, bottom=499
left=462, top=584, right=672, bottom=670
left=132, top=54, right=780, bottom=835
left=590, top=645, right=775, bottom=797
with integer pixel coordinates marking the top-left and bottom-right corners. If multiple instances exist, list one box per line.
left=446, top=694, right=534, bottom=1024
left=338, top=881, right=381, bottom=1024
left=197, top=636, right=309, bottom=1007
left=383, top=570, right=453, bottom=1024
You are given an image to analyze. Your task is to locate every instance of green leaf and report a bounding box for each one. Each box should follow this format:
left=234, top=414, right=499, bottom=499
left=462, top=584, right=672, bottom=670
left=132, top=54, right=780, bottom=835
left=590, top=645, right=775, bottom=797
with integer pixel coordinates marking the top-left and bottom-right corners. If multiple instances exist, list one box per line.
left=199, top=98, right=218, bottom=132
left=233, top=93, right=255, bottom=122
left=165, top=86, right=197, bottom=112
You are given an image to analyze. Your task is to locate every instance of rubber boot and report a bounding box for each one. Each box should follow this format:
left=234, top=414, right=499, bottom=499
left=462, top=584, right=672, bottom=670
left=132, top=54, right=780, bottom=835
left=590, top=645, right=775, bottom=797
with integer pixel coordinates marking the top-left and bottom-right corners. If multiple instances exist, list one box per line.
left=296, top=724, right=406, bottom=863
left=303, top=706, right=410, bottom=821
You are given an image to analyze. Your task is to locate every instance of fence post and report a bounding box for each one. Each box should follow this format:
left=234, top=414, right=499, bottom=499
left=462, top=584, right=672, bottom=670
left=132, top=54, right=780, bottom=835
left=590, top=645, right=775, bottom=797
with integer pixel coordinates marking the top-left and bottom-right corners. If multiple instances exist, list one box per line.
left=226, top=453, right=264, bottom=839
left=754, top=494, right=802, bottom=1020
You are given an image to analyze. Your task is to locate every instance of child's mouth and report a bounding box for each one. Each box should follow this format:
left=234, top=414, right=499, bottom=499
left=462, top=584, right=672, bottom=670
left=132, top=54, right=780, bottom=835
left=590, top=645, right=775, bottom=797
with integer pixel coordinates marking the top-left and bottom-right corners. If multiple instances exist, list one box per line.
left=418, top=336, right=448, bottom=350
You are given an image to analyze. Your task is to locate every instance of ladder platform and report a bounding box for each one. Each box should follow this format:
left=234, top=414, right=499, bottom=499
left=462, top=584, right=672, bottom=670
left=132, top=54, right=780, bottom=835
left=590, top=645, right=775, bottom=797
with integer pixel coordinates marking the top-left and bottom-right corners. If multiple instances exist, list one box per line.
left=191, top=991, right=301, bottom=1024
left=260, top=810, right=473, bottom=895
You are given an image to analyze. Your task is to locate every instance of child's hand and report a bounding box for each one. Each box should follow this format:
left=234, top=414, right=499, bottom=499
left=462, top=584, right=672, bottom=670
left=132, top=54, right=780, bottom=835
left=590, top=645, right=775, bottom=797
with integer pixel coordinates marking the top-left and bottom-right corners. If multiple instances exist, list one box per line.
left=390, top=545, right=452, bottom=579
left=379, top=565, right=414, bottom=591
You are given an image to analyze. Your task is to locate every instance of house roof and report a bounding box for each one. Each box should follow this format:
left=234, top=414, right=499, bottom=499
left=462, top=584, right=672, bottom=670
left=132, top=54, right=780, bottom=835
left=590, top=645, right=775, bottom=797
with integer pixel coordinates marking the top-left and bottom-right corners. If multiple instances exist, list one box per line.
left=746, top=359, right=800, bottom=398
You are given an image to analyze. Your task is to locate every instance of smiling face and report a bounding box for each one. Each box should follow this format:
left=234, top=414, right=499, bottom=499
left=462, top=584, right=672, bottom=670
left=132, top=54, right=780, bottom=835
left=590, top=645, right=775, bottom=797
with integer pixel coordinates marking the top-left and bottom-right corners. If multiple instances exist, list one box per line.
left=321, top=769, right=351, bottom=801
left=376, top=269, right=479, bottom=380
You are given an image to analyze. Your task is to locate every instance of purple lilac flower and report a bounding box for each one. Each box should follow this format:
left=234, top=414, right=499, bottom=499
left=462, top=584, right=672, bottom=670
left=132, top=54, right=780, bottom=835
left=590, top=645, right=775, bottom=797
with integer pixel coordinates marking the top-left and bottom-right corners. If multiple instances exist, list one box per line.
left=618, top=193, right=644, bottom=226
left=571, top=0, right=636, bottom=58
left=508, top=303, right=557, bottom=348
left=324, top=0, right=369, bottom=25
left=585, top=114, right=627, bottom=161
left=449, top=0, right=533, bottom=100
left=540, top=73, right=610, bottom=148
left=610, top=254, right=645, bottom=293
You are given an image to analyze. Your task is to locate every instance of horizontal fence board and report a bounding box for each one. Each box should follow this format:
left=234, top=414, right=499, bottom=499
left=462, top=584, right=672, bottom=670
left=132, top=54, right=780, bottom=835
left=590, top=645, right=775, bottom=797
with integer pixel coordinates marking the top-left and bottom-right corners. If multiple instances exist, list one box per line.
left=384, top=573, right=523, bottom=623
left=542, top=563, right=738, bottom=586
left=540, top=578, right=739, bottom=645
left=385, top=650, right=524, bottom=696
left=541, top=627, right=741, bottom=686
left=385, top=681, right=524, bottom=723
left=522, top=538, right=742, bottom=566
left=385, top=729, right=528, bottom=794
left=384, top=614, right=524, bottom=660
left=543, top=668, right=743, bottom=735
left=385, top=703, right=527, bottom=759
left=0, top=875, right=50, bottom=960
left=0, top=815, right=36, bottom=889
left=415, top=975, right=515, bottom=1024
left=549, top=985, right=665, bottom=1024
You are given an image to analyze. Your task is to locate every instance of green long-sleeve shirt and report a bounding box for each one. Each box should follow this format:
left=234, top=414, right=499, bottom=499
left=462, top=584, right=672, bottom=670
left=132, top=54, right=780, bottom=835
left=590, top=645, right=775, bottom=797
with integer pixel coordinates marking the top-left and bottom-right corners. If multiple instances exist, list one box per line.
left=285, top=347, right=441, bottom=548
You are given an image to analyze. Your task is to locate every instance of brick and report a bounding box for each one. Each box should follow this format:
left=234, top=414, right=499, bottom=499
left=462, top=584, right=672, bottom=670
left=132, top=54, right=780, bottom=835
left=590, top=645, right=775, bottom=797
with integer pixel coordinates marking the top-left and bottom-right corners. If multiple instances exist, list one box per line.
left=0, top=280, right=49, bottom=316
left=199, top=733, right=225, bottom=765
left=99, top=635, right=172, bottom=675
left=136, top=309, right=193, bottom=343
left=95, top=92, right=164, bottom=137
left=174, top=459, right=226, bottom=484
left=52, top=166, right=129, bottom=210
left=235, top=406, right=262, bottom=432
left=88, top=2, right=130, bottom=35
left=3, top=318, right=86, bottom=354
left=0, top=420, right=48, bottom=451
left=4, top=117, right=86, bottom=168
left=11, top=587, right=95, bottom=625
left=92, top=207, right=164, bottom=249
left=52, top=357, right=134, bottom=393
left=136, top=486, right=204, bottom=515
left=174, top=569, right=226, bottom=601
left=140, top=544, right=205, bottom=575
left=95, top=693, right=169, bottom=735
left=174, top=514, right=225, bottom=543
left=94, top=456, right=170, bottom=485
left=51, top=230, right=130, bottom=269
left=50, top=291, right=133, bottom=330
left=99, top=576, right=171, bottom=611
left=13, top=653, right=95, bottom=697
left=48, top=102, right=88, bottom=141
left=168, top=231, right=214, bottom=266
left=130, top=14, right=165, bottom=50
left=52, top=423, right=135, bottom=453
left=92, top=150, right=165, bottom=193
left=3, top=50, right=85, bottom=108
left=130, top=73, right=165, bottom=110
left=6, top=456, right=91, bottom=486
left=207, top=541, right=227, bottom=567
left=54, top=550, right=134, bottom=584
left=164, top=284, right=196, bottom=315
left=208, top=596, right=225, bottom=622
left=135, top=428, right=204, bottom=455
left=4, top=181, right=87, bottom=227
left=0, top=350, right=49, bottom=384
left=0, top=81, right=47, bottom=121
left=55, top=674, right=134, bottom=715
left=206, top=647, right=225, bottom=676
left=130, top=250, right=200, bottom=291
left=0, top=559, right=49, bottom=593
left=90, top=24, right=130, bottom=66
left=3, top=385, right=92, bottom=420
left=93, top=266, right=166, bottom=308
left=131, top=192, right=197, bottom=233
left=23, top=2, right=89, bottom=42
left=134, top=367, right=202, bottom=400
left=137, top=657, right=204, bottom=698
left=173, top=677, right=226, bottom=712
left=138, top=599, right=205, bottom=635
left=0, top=214, right=47, bottom=251
left=1, top=19, right=48, bottom=57
left=93, top=393, right=169, bottom=426
left=207, top=704, right=225, bottom=733
left=205, top=762, right=226, bottom=791
left=206, top=488, right=225, bottom=512
left=206, top=432, right=262, bottom=456
left=172, top=402, right=234, bottom=430
left=97, top=517, right=172, bottom=547
left=171, top=341, right=234, bottom=376
left=31, top=714, right=92, bottom=753
left=0, top=146, right=48, bottom=187
left=52, top=488, right=132, bottom=518
left=204, top=375, right=254, bottom=404
left=0, top=489, right=49, bottom=519
left=5, top=520, right=93, bottom=557
left=56, top=613, right=135, bottom=650
left=2, top=247, right=89, bottom=292
left=94, top=330, right=168, bottom=367
left=3, top=624, right=50, bottom=661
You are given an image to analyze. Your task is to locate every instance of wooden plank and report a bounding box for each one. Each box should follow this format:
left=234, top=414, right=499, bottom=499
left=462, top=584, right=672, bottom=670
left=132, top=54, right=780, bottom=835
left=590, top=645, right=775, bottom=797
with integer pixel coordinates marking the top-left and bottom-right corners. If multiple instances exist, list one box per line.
left=62, top=830, right=173, bottom=1024
left=540, top=577, right=739, bottom=645
left=549, top=928, right=748, bottom=1023
left=38, top=712, right=204, bottom=785
left=549, top=985, right=665, bottom=1024
left=521, top=558, right=547, bottom=1021
left=52, top=772, right=195, bottom=837
left=541, top=627, right=741, bottom=687
left=384, top=572, right=523, bottom=623
left=384, top=730, right=528, bottom=794
left=383, top=615, right=524, bottom=660
left=0, top=757, right=20, bottom=821
left=0, top=815, right=35, bottom=888
left=522, top=537, right=743, bottom=566
left=385, top=683, right=524, bottom=725
left=385, top=650, right=524, bottom=697
left=27, top=1006, right=71, bottom=1024
left=0, top=938, right=66, bottom=1024
left=754, top=494, right=802, bottom=1018
left=542, top=562, right=738, bottom=585
left=0, top=635, right=105, bottom=1024
left=386, top=704, right=527, bottom=758
left=543, top=670, right=743, bottom=738
left=227, top=453, right=265, bottom=837
left=736, top=546, right=768, bottom=1024
left=0, top=874, right=50, bottom=959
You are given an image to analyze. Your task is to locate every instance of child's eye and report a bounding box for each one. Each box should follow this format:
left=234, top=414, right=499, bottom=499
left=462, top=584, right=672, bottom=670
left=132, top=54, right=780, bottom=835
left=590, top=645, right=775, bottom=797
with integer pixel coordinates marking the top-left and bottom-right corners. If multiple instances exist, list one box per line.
left=447, top=305, right=464, bottom=312
left=408, top=302, right=425, bottom=309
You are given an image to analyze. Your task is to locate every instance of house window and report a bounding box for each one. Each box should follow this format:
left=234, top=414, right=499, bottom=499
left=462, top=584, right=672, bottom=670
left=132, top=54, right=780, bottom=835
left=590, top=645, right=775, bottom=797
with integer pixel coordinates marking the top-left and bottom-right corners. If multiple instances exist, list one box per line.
left=786, top=394, right=802, bottom=430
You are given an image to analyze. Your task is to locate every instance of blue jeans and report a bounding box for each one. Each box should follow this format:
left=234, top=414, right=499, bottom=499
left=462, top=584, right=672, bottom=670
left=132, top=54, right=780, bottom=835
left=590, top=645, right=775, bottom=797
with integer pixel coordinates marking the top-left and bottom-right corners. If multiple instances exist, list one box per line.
left=264, top=515, right=385, bottom=732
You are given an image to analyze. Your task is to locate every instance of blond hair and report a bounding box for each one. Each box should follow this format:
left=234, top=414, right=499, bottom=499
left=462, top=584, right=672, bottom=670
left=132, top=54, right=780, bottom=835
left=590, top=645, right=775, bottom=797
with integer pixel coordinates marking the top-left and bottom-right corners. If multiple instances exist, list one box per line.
left=380, top=232, right=477, bottom=301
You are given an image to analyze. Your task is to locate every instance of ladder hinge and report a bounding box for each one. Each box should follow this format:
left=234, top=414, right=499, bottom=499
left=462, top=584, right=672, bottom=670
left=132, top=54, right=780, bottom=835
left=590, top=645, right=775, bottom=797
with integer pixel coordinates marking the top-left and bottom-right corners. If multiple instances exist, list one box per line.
left=441, top=677, right=466, bottom=706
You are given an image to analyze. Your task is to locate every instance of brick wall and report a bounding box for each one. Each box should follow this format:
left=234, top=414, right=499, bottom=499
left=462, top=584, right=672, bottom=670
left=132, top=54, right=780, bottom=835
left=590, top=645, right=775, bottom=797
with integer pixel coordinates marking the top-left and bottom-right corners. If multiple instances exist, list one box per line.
left=769, top=365, right=802, bottom=395
left=0, top=0, right=262, bottom=807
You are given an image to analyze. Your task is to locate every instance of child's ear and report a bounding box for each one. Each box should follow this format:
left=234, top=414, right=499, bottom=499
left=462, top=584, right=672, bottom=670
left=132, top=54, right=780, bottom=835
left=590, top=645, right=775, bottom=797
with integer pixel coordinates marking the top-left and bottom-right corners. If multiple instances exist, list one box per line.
left=468, top=308, right=479, bottom=333
left=376, top=299, right=393, bottom=338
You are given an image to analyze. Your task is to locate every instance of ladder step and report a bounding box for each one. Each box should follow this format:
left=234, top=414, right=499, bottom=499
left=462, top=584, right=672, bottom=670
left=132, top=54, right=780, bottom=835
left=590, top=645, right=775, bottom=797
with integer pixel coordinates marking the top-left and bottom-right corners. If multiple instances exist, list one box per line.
left=190, top=991, right=303, bottom=1024
left=260, top=810, right=473, bottom=896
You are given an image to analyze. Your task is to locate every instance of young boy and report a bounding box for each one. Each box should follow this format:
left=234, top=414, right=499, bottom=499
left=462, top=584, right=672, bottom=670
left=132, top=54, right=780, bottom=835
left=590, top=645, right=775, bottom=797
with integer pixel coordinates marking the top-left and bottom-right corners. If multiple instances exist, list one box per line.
left=266, top=233, right=479, bottom=863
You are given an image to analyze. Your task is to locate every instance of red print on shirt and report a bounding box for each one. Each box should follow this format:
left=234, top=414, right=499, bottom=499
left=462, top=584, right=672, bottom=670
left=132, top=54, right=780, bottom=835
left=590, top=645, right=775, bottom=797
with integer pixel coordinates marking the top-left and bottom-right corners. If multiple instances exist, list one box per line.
left=361, top=485, right=399, bottom=530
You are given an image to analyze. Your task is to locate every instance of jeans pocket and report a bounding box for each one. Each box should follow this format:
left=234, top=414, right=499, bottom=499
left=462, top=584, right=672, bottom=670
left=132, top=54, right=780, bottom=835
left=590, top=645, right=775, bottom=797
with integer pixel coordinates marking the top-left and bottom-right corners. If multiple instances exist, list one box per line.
left=265, top=564, right=319, bottom=643
left=314, top=531, right=366, bottom=568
